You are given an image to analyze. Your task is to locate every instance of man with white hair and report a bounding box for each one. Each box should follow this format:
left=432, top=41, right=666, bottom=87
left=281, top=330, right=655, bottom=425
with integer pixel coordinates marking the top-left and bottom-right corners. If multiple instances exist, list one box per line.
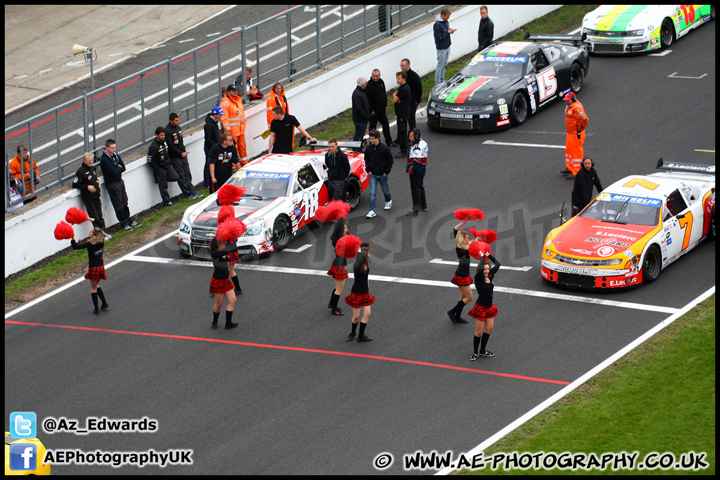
left=352, top=77, right=371, bottom=141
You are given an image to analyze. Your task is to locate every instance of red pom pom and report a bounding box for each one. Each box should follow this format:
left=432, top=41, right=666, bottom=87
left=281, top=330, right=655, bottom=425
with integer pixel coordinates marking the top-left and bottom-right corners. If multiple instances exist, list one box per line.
left=468, top=240, right=483, bottom=260
left=217, top=184, right=246, bottom=205
left=470, top=228, right=497, bottom=244
left=315, top=200, right=351, bottom=223
left=216, top=218, right=247, bottom=243
left=65, top=207, right=89, bottom=225
left=454, top=208, right=485, bottom=221
left=217, top=205, right=236, bottom=225
left=335, top=234, right=362, bottom=258
left=54, top=221, right=75, bottom=240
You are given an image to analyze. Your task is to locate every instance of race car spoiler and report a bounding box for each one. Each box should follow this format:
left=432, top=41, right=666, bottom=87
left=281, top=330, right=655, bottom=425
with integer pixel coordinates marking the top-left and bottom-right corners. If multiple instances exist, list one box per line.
left=299, top=138, right=366, bottom=151
left=656, top=158, right=715, bottom=174
left=524, top=32, right=586, bottom=46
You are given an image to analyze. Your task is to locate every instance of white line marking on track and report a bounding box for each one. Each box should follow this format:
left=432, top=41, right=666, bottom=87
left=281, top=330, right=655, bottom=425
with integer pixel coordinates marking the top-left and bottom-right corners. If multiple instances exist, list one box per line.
left=649, top=49, right=672, bottom=56
left=179, top=38, right=195, bottom=43
left=107, top=53, right=124, bottom=57
left=283, top=244, right=312, bottom=253
left=123, top=255, right=679, bottom=314
left=206, top=32, right=221, bottom=37
left=39, top=69, right=54, bottom=74
left=668, top=71, right=707, bottom=79
left=430, top=258, right=532, bottom=271
left=483, top=140, right=564, bottom=149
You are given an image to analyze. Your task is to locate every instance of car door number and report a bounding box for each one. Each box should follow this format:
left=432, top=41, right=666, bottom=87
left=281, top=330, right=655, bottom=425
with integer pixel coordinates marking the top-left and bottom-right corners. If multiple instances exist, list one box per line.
left=300, top=188, right=319, bottom=223
left=536, top=68, right=557, bottom=102
left=678, top=212, right=694, bottom=250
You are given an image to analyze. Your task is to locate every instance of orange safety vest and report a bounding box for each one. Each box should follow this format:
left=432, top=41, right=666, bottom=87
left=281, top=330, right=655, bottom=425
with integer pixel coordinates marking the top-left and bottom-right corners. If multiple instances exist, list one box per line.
left=565, top=99, right=589, bottom=134
left=266, top=90, right=289, bottom=128
left=9, top=154, right=40, bottom=196
left=220, top=94, right=246, bottom=137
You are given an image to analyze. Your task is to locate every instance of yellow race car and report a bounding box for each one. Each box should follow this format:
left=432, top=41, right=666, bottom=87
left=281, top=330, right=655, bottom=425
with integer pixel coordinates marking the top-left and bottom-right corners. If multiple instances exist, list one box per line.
left=5, top=432, right=51, bottom=475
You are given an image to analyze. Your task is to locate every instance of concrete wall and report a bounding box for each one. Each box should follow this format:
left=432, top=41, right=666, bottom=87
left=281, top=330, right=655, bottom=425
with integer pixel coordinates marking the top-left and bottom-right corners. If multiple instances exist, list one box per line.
left=5, top=4, right=561, bottom=278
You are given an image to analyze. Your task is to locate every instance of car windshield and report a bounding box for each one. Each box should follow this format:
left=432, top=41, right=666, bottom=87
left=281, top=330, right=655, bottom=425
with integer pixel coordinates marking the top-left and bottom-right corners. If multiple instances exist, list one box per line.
left=459, top=55, right=526, bottom=78
left=580, top=196, right=661, bottom=226
left=226, top=172, right=291, bottom=198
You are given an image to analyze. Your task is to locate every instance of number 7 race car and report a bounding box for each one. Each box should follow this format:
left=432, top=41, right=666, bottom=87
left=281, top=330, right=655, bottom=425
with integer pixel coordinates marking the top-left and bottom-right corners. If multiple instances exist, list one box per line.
left=541, top=160, right=715, bottom=289
left=178, top=141, right=368, bottom=258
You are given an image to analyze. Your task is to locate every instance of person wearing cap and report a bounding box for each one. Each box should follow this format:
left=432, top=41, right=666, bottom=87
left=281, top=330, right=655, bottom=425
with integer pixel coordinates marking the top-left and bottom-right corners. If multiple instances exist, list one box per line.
left=562, top=92, right=589, bottom=178
left=352, top=77, right=371, bottom=141
left=220, top=84, right=248, bottom=166
left=204, top=106, right=225, bottom=188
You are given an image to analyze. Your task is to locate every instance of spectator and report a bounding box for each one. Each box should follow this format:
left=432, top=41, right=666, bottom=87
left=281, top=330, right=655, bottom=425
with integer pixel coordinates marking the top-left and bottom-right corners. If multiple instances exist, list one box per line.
left=236, top=67, right=264, bottom=101
left=351, top=77, right=371, bottom=142
left=9, top=144, right=40, bottom=203
left=268, top=106, right=315, bottom=154
left=100, top=139, right=142, bottom=232
left=208, top=133, right=241, bottom=193
left=364, top=130, right=393, bottom=219
left=147, top=126, right=179, bottom=207
left=571, top=158, right=603, bottom=217
left=393, top=71, right=411, bottom=158
left=7, top=177, right=24, bottom=212
left=266, top=82, right=290, bottom=128
left=400, top=59, right=422, bottom=131
left=165, top=113, right=200, bottom=199
left=477, top=6, right=494, bottom=52
left=434, top=8, right=456, bottom=85
left=73, top=152, right=106, bottom=229
left=366, top=69, right=395, bottom=146
left=324, top=138, right=351, bottom=201
left=405, top=128, right=428, bottom=216
left=220, top=84, right=248, bottom=166
left=204, top=106, right=225, bottom=188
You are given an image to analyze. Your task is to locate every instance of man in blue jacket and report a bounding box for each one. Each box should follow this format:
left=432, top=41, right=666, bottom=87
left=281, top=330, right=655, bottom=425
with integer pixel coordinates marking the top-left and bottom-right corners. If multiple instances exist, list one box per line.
left=100, top=139, right=141, bottom=232
left=434, top=8, right=456, bottom=85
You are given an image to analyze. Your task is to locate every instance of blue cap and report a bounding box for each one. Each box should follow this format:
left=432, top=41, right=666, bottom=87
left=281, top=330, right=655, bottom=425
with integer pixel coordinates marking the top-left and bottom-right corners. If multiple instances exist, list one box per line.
left=211, top=106, right=226, bottom=115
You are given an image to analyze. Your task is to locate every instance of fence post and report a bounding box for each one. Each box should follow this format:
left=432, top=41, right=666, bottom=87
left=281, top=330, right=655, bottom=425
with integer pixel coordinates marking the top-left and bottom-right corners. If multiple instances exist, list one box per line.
left=83, top=92, right=90, bottom=154
left=398, top=5, right=403, bottom=29
left=363, top=6, right=367, bottom=43
left=217, top=38, right=222, bottom=95
left=255, top=27, right=261, bottom=88
left=316, top=5, right=322, bottom=68
left=385, top=5, right=391, bottom=36
left=113, top=84, right=118, bottom=141
left=340, top=5, right=344, bottom=57
left=193, top=52, right=198, bottom=121
left=55, top=109, right=62, bottom=185
left=167, top=56, right=174, bottom=114
left=140, top=74, right=146, bottom=142
left=27, top=120, right=36, bottom=197
left=286, top=13, right=293, bottom=81
left=241, top=27, right=247, bottom=104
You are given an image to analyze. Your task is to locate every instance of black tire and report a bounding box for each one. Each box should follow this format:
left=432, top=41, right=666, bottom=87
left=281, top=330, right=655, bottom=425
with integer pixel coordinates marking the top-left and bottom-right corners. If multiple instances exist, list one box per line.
left=660, top=18, right=674, bottom=48
left=344, top=176, right=362, bottom=210
left=711, top=5, right=715, bottom=20
left=272, top=215, right=292, bottom=251
left=708, top=210, right=715, bottom=240
left=509, top=92, right=528, bottom=126
left=642, top=245, right=662, bottom=283
left=570, top=63, right=584, bottom=94
left=179, top=250, right=192, bottom=259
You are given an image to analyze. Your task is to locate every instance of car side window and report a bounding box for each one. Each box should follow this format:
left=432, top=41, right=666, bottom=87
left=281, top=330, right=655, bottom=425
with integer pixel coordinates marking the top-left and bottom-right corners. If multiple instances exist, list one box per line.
left=531, top=50, right=550, bottom=71
left=544, top=46, right=561, bottom=63
left=297, top=164, right=320, bottom=190
left=666, top=189, right=688, bottom=217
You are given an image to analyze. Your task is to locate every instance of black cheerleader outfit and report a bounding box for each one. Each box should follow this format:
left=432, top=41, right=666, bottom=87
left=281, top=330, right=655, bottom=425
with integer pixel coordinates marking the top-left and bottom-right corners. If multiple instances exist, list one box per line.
left=327, top=220, right=349, bottom=280
left=345, top=258, right=375, bottom=308
left=227, top=244, right=240, bottom=265
left=209, top=244, right=235, bottom=294
left=72, top=238, right=106, bottom=281
left=450, top=227, right=472, bottom=286
left=468, top=254, right=501, bottom=320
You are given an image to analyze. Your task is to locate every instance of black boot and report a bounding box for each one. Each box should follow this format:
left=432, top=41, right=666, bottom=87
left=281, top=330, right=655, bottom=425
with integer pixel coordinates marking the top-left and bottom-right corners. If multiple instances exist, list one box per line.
left=91, top=293, right=100, bottom=315
left=97, top=287, right=109, bottom=309
left=358, top=322, right=373, bottom=342
left=328, top=289, right=336, bottom=309
left=330, top=293, right=344, bottom=316
left=454, top=301, right=468, bottom=324
left=212, top=311, right=220, bottom=330
left=231, top=275, right=242, bottom=294
left=225, top=310, right=238, bottom=329
left=346, top=321, right=358, bottom=341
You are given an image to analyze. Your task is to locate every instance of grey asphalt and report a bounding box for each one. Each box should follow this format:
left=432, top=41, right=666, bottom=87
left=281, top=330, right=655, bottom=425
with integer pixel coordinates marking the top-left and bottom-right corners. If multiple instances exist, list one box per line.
left=4, top=21, right=715, bottom=475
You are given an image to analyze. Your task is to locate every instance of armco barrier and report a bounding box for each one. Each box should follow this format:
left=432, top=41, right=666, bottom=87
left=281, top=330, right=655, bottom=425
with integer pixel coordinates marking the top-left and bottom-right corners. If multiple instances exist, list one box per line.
left=5, top=5, right=561, bottom=278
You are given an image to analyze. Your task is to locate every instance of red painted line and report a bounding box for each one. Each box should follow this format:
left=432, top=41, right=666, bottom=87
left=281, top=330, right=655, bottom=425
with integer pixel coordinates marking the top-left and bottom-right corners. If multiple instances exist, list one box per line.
left=5, top=320, right=571, bottom=385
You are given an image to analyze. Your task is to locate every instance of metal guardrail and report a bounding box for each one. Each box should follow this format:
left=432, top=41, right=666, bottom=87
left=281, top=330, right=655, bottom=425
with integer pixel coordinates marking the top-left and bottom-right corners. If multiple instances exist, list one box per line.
left=4, top=5, right=446, bottom=212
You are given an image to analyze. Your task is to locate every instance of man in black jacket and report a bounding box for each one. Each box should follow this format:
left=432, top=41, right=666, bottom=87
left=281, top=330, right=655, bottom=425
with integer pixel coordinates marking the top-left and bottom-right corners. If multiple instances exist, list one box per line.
left=364, top=131, right=393, bottom=218
left=366, top=69, right=395, bottom=146
left=73, top=152, right=106, bottom=229
left=400, top=59, right=422, bottom=130
left=393, top=71, right=411, bottom=158
left=147, top=126, right=180, bottom=207
left=100, top=139, right=141, bottom=232
left=324, top=138, right=350, bottom=201
left=352, top=77, right=371, bottom=141
left=477, top=6, right=495, bottom=52
left=571, top=158, right=603, bottom=217
left=204, top=106, right=225, bottom=189
left=208, top=133, right=241, bottom=193
left=165, top=113, right=200, bottom=199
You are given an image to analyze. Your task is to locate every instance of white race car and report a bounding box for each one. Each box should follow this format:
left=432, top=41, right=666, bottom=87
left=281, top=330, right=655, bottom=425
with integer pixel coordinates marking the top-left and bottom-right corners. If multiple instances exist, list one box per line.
left=178, top=142, right=368, bottom=258
left=582, top=5, right=714, bottom=54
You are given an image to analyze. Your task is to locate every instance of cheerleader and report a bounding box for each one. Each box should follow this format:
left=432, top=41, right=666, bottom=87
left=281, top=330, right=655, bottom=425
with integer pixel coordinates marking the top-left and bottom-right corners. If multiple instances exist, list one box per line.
left=227, top=243, right=242, bottom=294
left=71, top=226, right=110, bottom=315
left=345, top=243, right=375, bottom=342
left=468, top=251, right=500, bottom=359
left=326, top=219, right=349, bottom=316
left=447, top=219, right=472, bottom=324
left=209, top=237, right=239, bottom=330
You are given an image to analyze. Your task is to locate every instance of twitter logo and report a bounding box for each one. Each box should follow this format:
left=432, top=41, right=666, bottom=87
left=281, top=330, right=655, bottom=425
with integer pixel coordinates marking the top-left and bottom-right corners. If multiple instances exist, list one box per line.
left=10, top=412, right=37, bottom=439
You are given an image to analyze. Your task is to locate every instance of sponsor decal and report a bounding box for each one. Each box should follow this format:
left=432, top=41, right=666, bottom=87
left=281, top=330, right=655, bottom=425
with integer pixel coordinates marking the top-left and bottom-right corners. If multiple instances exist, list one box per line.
left=440, top=113, right=467, bottom=119
left=479, top=114, right=490, bottom=119
left=501, top=114, right=509, bottom=120
left=596, top=245, right=615, bottom=257
left=444, top=76, right=491, bottom=104
left=602, top=194, right=662, bottom=207
left=541, top=259, right=626, bottom=277
left=497, top=98, right=506, bottom=105
left=666, top=163, right=715, bottom=173
left=586, top=237, right=631, bottom=248
left=623, top=250, right=635, bottom=257
left=667, top=237, right=673, bottom=246
left=246, top=172, right=292, bottom=180
left=665, top=232, right=671, bottom=239
left=480, top=55, right=527, bottom=63
left=499, top=104, right=509, bottom=115
left=569, top=248, right=595, bottom=255
left=607, top=276, right=638, bottom=287
left=496, top=119, right=511, bottom=127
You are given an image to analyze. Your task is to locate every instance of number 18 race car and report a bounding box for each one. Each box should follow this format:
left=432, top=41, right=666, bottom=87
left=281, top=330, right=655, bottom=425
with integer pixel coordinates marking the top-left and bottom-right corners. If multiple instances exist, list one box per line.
left=541, top=160, right=715, bottom=289
left=178, top=141, right=368, bottom=258
left=426, top=33, right=589, bottom=132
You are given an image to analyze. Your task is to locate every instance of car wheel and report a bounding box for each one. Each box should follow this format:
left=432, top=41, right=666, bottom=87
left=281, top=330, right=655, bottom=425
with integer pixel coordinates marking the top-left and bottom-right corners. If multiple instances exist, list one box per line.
left=660, top=18, right=674, bottom=48
left=711, top=5, right=715, bottom=20
left=344, top=176, right=362, bottom=210
left=642, top=245, right=661, bottom=283
left=708, top=210, right=716, bottom=240
left=509, top=92, right=528, bottom=126
left=570, top=63, right=584, bottom=94
left=272, top=215, right=292, bottom=251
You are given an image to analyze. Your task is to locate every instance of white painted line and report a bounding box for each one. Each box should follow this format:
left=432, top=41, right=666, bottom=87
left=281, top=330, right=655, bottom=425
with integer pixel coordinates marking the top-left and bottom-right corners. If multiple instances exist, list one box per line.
left=14, top=75, right=28, bottom=79
left=179, top=38, right=195, bottom=43
left=429, top=258, right=532, bottom=272
left=107, top=52, right=124, bottom=57
left=122, top=255, right=679, bottom=314
left=483, top=140, right=564, bottom=149
left=649, top=49, right=672, bottom=56
left=436, top=285, right=715, bottom=475
left=38, top=68, right=54, bottom=74
left=151, top=44, right=166, bottom=49
left=668, top=71, right=707, bottom=79
left=284, top=244, right=313, bottom=253
left=206, top=32, right=222, bottom=37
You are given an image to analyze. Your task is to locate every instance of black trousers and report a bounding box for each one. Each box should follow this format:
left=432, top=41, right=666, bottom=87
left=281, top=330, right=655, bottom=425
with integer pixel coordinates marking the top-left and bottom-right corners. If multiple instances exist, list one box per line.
left=369, top=109, right=394, bottom=145
left=203, top=152, right=212, bottom=189
left=82, top=195, right=105, bottom=229
left=106, top=180, right=131, bottom=227
left=171, top=156, right=195, bottom=197
left=327, top=179, right=345, bottom=201
left=408, top=173, right=427, bottom=212
left=154, top=166, right=180, bottom=204
left=408, top=101, right=419, bottom=130
left=395, top=113, right=409, bottom=153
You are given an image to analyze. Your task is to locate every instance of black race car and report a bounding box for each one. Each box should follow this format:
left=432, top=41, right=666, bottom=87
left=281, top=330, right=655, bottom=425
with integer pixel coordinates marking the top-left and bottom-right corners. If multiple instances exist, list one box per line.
left=426, top=33, right=589, bottom=132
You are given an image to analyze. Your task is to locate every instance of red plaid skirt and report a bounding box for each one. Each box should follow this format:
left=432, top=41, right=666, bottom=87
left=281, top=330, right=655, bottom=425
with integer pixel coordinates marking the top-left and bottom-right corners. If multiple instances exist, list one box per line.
left=227, top=250, right=240, bottom=265
left=85, top=266, right=106, bottom=281
left=451, top=274, right=473, bottom=286
left=345, top=292, right=375, bottom=308
left=209, top=277, right=234, bottom=294
left=327, top=264, right=349, bottom=280
left=468, top=303, right=498, bottom=320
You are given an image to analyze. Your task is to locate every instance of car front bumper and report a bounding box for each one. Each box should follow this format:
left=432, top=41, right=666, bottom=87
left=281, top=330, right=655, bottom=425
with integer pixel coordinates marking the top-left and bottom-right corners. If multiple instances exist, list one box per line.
left=540, top=259, right=642, bottom=289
